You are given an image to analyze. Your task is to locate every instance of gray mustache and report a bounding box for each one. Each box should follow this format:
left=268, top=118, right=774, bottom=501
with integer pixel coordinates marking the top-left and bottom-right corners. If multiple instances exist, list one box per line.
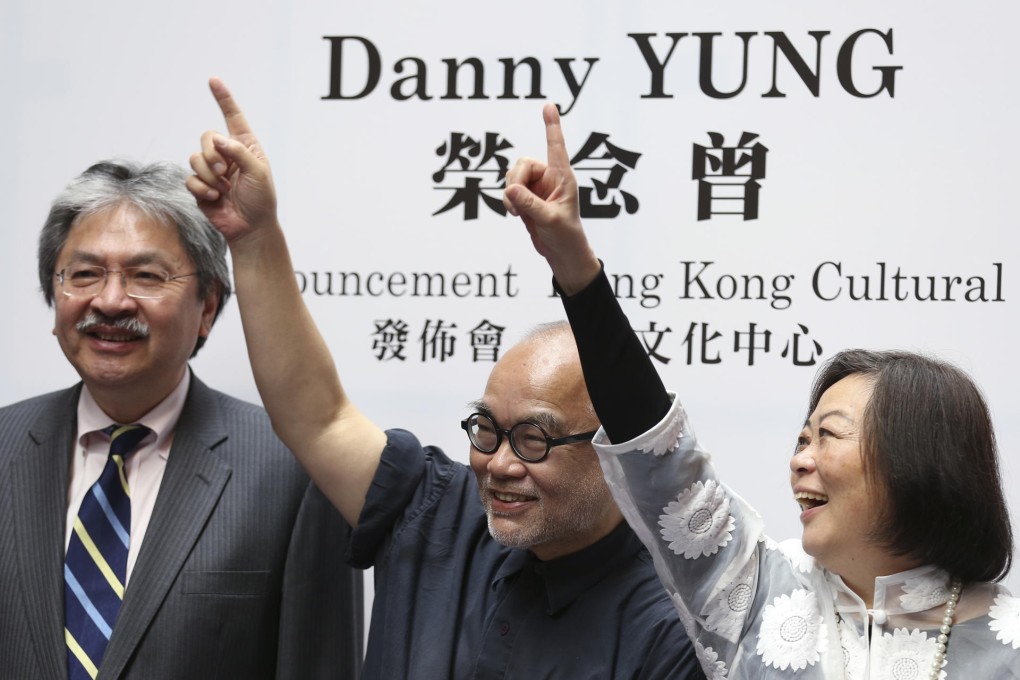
left=77, top=312, right=151, bottom=338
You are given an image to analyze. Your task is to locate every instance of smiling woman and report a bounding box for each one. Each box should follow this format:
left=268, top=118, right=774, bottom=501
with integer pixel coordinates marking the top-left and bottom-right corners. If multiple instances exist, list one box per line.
left=586, top=338, right=1016, bottom=678
left=804, top=351, right=1011, bottom=586
left=791, top=371, right=901, bottom=600
left=506, top=102, right=1020, bottom=678
left=537, top=262, right=1020, bottom=679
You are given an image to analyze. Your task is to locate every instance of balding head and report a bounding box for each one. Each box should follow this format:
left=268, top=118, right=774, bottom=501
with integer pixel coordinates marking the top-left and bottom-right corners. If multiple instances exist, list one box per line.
left=467, top=320, right=621, bottom=561
left=494, top=321, right=596, bottom=430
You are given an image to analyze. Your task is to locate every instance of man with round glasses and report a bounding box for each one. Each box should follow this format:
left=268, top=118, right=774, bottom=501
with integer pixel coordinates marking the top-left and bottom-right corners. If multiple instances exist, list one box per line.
left=461, top=412, right=598, bottom=462
left=0, top=159, right=361, bottom=679
left=187, top=78, right=704, bottom=679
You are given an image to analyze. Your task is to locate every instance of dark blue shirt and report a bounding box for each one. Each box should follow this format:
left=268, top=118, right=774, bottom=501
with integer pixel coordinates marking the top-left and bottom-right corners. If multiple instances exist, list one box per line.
left=349, top=429, right=705, bottom=680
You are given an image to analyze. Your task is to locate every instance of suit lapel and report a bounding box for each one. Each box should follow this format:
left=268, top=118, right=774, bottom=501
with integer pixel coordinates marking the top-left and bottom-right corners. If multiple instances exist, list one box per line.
left=10, top=387, right=80, bottom=680
left=99, top=376, right=233, bottom=679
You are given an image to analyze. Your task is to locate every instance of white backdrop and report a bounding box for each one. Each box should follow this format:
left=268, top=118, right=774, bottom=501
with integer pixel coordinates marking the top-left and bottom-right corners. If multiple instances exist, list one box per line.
left=2, top=1, right=1017, bottom=602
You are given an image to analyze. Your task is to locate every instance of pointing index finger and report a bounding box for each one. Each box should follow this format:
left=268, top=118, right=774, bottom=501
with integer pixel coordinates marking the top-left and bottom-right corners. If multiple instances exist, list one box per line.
left=208, top=76, right=253, bottom=138
left=543, top=102, right=570, bottom=170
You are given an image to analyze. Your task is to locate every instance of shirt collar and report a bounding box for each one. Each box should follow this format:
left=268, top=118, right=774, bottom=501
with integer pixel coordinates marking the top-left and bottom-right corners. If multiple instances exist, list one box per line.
left=829, top=563, right=953, bottom=615
left=76, top=369, right=192, bottom=457
left=493, top=520, right=643, bottom=616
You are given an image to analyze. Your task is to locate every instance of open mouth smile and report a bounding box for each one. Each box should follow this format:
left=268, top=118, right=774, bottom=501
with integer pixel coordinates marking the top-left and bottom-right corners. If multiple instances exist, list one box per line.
left=90, top=330, right=142, bottom=342
left=794, top=491, right=828, bottom=512
left=492, top=490, right=534, bottom=503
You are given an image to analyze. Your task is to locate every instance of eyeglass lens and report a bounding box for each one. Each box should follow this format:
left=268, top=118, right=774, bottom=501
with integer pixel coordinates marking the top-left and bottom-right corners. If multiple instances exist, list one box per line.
left=466, top=413, right=548, bottom=461
left=59, top=264, right=170, bottom=298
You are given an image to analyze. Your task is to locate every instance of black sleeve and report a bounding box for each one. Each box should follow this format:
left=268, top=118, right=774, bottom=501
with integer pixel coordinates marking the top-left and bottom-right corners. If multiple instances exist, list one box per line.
left=557, top=265, right=671, bottom=443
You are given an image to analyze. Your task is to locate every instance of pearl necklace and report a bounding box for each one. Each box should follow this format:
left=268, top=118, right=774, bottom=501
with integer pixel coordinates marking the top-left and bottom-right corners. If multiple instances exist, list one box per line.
left=928, top=577, right=962, bottom=680
left=836, top=576, right=962, bottom=679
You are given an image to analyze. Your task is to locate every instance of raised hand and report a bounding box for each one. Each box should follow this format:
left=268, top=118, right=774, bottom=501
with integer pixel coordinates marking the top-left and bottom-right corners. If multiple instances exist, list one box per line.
left=186, top=77, right=277, bottom=244
left=503, top=103, right=600, bottom=294
left=185, top=79, right=388, bottom=526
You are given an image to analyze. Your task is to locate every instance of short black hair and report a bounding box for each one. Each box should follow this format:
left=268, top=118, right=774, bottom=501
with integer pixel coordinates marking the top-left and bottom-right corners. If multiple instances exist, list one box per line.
left=808, top=349, right=1012, bottom=583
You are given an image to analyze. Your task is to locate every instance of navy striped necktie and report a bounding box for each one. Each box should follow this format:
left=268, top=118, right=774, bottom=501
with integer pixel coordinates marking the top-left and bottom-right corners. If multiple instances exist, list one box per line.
left=64, top=423, right=151, bottom=680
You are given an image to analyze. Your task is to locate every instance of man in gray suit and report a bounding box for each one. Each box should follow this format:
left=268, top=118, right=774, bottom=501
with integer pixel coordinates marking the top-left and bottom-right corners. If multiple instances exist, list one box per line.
left=0, top=160, right=362, bottom=679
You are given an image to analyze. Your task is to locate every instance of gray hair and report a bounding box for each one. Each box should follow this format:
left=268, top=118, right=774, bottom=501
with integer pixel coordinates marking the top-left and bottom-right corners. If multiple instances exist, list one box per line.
left=38, top=160, right=232, bottom=355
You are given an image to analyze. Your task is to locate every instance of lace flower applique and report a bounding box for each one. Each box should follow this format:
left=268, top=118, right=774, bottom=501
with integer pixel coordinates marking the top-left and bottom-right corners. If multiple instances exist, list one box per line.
left=659, top=480, right=735, bottom=559
left=756, top=589, right=827, bottom=671
left=639, top=408, right=686, bottom=456
left=988, top=594, right=1020, bottom=649
left=873, top=628, right=943, bottom=680
left=899, top=573, right=950, bottom=611
left=703, top=555, right=756, bottom=642
left=774, top=538, right=816, bottom=574
left=694, top=641, right=729, bottom=680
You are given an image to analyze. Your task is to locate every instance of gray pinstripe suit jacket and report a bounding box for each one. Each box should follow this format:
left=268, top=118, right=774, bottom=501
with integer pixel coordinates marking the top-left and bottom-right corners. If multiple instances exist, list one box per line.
left=0, top=374, right=363, bottom=680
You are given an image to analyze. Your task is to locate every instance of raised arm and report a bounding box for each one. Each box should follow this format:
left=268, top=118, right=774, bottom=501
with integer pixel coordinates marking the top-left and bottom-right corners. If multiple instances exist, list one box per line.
left=504, top=104, right=670, bottom=442
left=502, top=104, right=600, bottom=294
left=186, top=77, right=385, bottom=526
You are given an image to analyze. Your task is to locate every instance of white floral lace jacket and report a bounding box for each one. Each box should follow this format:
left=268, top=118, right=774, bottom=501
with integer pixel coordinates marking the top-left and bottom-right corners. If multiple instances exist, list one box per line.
left=596, top=394, right=1020, bottom=679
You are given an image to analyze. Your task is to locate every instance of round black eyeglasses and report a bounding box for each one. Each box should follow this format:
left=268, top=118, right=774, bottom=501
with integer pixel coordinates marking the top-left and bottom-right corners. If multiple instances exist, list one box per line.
left=461, top=412, right=597, bottom=463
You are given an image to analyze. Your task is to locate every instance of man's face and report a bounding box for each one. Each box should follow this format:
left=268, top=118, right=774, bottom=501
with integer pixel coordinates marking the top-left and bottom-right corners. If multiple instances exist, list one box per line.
left=52, top=203, right=217, bottom=420
left=469, top=333, right=621, bottom=560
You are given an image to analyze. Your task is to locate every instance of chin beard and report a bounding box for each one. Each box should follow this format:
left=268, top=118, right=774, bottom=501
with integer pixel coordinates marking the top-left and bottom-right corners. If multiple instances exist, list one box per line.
left=486, top=511, right=541, bottom=550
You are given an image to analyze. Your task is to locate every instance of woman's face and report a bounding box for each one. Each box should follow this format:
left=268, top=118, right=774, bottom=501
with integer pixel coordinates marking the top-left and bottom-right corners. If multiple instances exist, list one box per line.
left=790, top=373, right=880, bottom=577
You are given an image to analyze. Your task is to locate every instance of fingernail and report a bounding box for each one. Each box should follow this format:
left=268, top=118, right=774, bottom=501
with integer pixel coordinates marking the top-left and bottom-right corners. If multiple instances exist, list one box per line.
left=213, top=162, right=226, bottom=175
left=206, top=189, right=220, bottom=200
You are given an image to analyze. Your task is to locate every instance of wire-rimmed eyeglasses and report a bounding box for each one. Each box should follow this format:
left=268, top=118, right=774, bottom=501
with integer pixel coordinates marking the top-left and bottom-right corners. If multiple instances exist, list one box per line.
left=55, top=263, right=198, bottom=300
left=461, top=412, right=597, bottom=463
